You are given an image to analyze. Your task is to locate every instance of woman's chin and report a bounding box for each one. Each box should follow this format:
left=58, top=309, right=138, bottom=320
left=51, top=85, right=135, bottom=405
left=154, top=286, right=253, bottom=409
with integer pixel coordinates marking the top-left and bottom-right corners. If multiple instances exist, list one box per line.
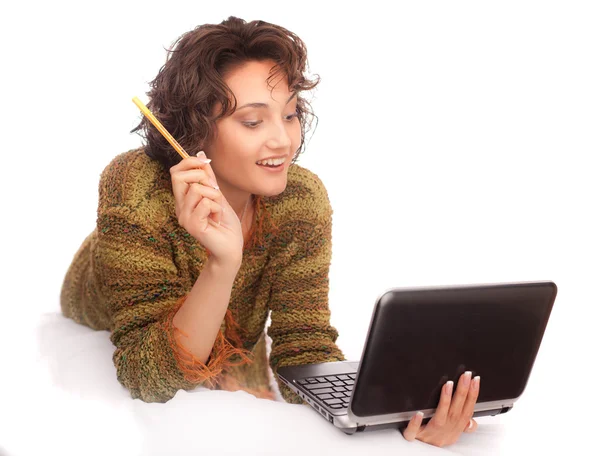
left=258, top=180, right=287, bottom=198
left=251, top=164, right=289, bottom=196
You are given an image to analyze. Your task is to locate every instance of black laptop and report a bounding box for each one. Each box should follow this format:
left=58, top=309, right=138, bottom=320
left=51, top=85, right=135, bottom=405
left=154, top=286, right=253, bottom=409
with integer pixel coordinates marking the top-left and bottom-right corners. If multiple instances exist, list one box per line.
left=277, top=281, right=557, bottom=434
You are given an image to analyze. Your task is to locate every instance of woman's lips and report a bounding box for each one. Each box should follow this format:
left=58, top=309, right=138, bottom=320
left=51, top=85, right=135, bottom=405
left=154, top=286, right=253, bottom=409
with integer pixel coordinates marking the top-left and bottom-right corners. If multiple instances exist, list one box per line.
left=256, top=162, right=285, bottom=172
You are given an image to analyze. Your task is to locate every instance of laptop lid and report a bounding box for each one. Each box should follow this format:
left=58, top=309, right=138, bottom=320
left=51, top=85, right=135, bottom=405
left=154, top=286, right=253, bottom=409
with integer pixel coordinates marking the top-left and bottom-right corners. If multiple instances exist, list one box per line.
left=348, top=281, right=557, bottom=419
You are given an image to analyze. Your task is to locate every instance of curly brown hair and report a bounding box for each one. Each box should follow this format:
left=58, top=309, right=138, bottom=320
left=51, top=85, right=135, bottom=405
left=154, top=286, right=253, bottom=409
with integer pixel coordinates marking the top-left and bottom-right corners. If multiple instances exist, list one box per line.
left=130, top=16, right=320, bottom=172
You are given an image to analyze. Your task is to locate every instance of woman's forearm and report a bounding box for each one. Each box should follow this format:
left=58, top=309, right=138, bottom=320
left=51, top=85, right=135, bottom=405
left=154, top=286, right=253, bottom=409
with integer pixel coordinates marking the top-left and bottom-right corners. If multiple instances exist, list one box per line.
left=171, top=258, right=241, bottom=364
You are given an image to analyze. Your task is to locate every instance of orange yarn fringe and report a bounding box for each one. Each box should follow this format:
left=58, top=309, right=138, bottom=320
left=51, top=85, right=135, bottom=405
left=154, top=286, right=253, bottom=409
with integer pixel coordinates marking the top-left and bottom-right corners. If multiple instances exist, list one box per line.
left=165, top=296, right=276, bottom=400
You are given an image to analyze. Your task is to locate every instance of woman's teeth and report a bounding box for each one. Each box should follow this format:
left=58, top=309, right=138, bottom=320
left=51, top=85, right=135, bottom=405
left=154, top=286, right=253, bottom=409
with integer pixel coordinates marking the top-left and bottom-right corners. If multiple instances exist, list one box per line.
left=258, top=163, right=282, bottom=168
left=256, top=159, right=285, bottom=166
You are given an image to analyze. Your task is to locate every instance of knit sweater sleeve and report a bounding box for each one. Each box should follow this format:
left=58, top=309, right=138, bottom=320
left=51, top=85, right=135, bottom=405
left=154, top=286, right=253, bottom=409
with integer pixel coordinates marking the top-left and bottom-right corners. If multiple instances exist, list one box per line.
left=93, top=157, right=251, bottom=403
left=267, top=189, right=346, bottom=405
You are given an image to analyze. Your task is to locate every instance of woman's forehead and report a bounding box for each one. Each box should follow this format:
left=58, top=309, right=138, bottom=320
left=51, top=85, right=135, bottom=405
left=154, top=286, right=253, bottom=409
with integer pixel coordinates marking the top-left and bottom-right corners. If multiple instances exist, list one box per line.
left=225, top=61, right=293, bottom=104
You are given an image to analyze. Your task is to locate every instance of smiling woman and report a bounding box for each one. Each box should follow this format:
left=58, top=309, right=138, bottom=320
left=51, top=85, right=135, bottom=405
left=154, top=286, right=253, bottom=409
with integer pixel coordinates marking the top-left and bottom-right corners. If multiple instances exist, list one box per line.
left=58, top=15, right=479, bottom=450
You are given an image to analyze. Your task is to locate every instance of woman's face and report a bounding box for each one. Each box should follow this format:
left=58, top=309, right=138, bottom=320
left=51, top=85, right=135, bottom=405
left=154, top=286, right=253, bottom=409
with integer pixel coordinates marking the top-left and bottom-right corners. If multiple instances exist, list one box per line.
left=205, top=60, right=301, bottom=202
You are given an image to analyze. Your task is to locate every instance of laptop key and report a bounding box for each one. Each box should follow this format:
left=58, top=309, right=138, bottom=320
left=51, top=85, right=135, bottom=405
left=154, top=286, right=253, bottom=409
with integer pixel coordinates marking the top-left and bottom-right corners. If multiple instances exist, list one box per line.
left=310, top=387, right=335, bottom=395
left=324, top=376, right=339, bottom=382
left=332, top=392, right=345, bottom=398
left=297, top=379, right=309, bottom=385
left=324, top=398, right=343, bottom=405
left=304, top=383, right=331, bottom=390
left=333, top=386, right=346, bottom=392
left=337, top=375, right=351, bottom=380
left=332, top=381, right=345, bottom=387
left=316, top=393, right=334, bottom=400
left=329, top=403, right=344, bottom=409
left=344, top=380, right=355, bottom=386
left=348, top=373, right=356, bottom=379
left=316, top=377, right=329, bottom=383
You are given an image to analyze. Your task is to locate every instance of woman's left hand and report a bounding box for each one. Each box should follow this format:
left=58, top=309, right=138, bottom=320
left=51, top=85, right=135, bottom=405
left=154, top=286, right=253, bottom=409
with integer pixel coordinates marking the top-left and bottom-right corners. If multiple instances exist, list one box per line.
left=402, top=371, right=480, bottom=447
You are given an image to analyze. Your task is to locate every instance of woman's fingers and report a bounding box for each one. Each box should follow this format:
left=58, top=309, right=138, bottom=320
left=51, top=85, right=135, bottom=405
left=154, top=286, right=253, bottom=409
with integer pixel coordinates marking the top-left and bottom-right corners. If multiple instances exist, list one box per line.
left=403, top=373, right=481, bottom=446
left=447, top=371, right=472, bottom=421
left=185, top=184, right=221, bottom=213
left=172, top=165, right=217, bottom=202
left=183, top=184, right=223, bottom=229
left=461, top=376, right=480, bottom=420
left=170, top=156, right=224, bottom=224
left=194, top=151, right=219, bottom=188
left=402, top=412, right=424, bottom=441
left=431, top=380, right=453, bottom=425
left=177, top=171, right=221, bottom=198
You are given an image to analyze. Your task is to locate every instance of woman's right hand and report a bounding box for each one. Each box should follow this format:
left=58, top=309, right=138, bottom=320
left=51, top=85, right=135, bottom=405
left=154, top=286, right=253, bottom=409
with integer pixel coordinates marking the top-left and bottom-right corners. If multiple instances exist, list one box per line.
left=170, top=152, right=244, bottom=267
left=402, top=371, right=480, bottom=447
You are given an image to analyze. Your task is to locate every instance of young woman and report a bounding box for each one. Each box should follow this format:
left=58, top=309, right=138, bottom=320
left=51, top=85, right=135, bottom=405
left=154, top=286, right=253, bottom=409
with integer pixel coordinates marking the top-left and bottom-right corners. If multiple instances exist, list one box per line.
left=60, top=16, right=479, bottom=447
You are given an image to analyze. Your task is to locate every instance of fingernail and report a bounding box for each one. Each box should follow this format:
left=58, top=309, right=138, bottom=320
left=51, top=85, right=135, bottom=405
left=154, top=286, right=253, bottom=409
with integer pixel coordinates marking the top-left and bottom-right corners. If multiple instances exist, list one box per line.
left=196, top=151, right=211, bottom=163
left=416, top=411, right=424, bottom=419
left=211, top=181, right=219, bottom=189
left=463, top=371, right=472, bottom=386
left=446, top=380, right=453, bottom=395
left=468, top=419, right=474, bottom=430
left=473, top=376, right=480, bottom=390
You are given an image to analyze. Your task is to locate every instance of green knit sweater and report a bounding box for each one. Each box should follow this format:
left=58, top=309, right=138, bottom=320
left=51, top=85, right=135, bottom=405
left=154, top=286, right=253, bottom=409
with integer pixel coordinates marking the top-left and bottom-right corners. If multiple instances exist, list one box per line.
left=60, top=147, right=346, bottom=404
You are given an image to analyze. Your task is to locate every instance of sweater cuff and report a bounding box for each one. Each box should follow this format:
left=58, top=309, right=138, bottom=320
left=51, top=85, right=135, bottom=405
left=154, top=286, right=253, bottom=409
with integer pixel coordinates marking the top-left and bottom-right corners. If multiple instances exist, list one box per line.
left=162, top=296, right=254, bottom=388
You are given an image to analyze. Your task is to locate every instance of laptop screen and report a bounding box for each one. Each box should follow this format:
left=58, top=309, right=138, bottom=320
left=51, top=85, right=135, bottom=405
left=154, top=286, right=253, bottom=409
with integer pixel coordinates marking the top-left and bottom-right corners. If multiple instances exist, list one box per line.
left=350, top=282, right=556, bottom=417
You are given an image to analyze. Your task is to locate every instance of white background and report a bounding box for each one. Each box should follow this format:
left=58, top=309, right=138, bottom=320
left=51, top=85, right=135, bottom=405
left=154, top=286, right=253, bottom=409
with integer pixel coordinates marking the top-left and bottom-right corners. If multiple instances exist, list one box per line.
left=1, top=1, right=598, bottom=455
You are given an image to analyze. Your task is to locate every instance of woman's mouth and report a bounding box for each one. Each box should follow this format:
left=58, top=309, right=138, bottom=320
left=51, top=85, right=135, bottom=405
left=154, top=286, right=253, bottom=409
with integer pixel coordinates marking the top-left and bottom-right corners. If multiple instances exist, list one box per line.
left=256, top=161, right=285, bottom=172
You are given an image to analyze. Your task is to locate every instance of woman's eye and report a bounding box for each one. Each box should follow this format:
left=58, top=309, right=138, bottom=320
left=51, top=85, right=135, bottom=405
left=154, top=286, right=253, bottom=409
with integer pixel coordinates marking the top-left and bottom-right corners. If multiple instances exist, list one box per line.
left=242, top=112, right=299, bottom=129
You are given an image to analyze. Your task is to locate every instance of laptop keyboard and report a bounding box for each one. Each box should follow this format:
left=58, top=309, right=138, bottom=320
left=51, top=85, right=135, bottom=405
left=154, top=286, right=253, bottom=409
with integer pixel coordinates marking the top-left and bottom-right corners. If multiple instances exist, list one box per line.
left=296, top=373, right=356, bottom=409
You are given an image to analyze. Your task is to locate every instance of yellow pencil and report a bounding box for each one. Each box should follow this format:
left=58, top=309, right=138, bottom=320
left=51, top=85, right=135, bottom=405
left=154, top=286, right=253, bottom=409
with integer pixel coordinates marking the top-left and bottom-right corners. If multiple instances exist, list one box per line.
left=132, top=96, right=190, bottom=159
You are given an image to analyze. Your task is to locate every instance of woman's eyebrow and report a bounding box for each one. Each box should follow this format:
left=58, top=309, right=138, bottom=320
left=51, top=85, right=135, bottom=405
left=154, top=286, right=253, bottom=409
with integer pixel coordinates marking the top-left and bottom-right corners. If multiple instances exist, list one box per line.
left=236, top=93, right=297, bottom=111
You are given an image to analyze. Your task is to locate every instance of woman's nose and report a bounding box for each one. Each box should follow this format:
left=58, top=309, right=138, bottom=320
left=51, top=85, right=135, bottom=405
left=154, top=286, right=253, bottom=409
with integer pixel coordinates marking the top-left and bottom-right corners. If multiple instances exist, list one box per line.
left=266, top=121, right=293, bottom=149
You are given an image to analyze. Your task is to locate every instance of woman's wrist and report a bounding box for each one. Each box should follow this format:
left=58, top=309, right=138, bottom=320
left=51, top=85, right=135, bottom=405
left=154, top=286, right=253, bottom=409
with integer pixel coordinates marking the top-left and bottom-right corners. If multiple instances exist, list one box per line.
left=206, top=256, right=242, bottom=278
